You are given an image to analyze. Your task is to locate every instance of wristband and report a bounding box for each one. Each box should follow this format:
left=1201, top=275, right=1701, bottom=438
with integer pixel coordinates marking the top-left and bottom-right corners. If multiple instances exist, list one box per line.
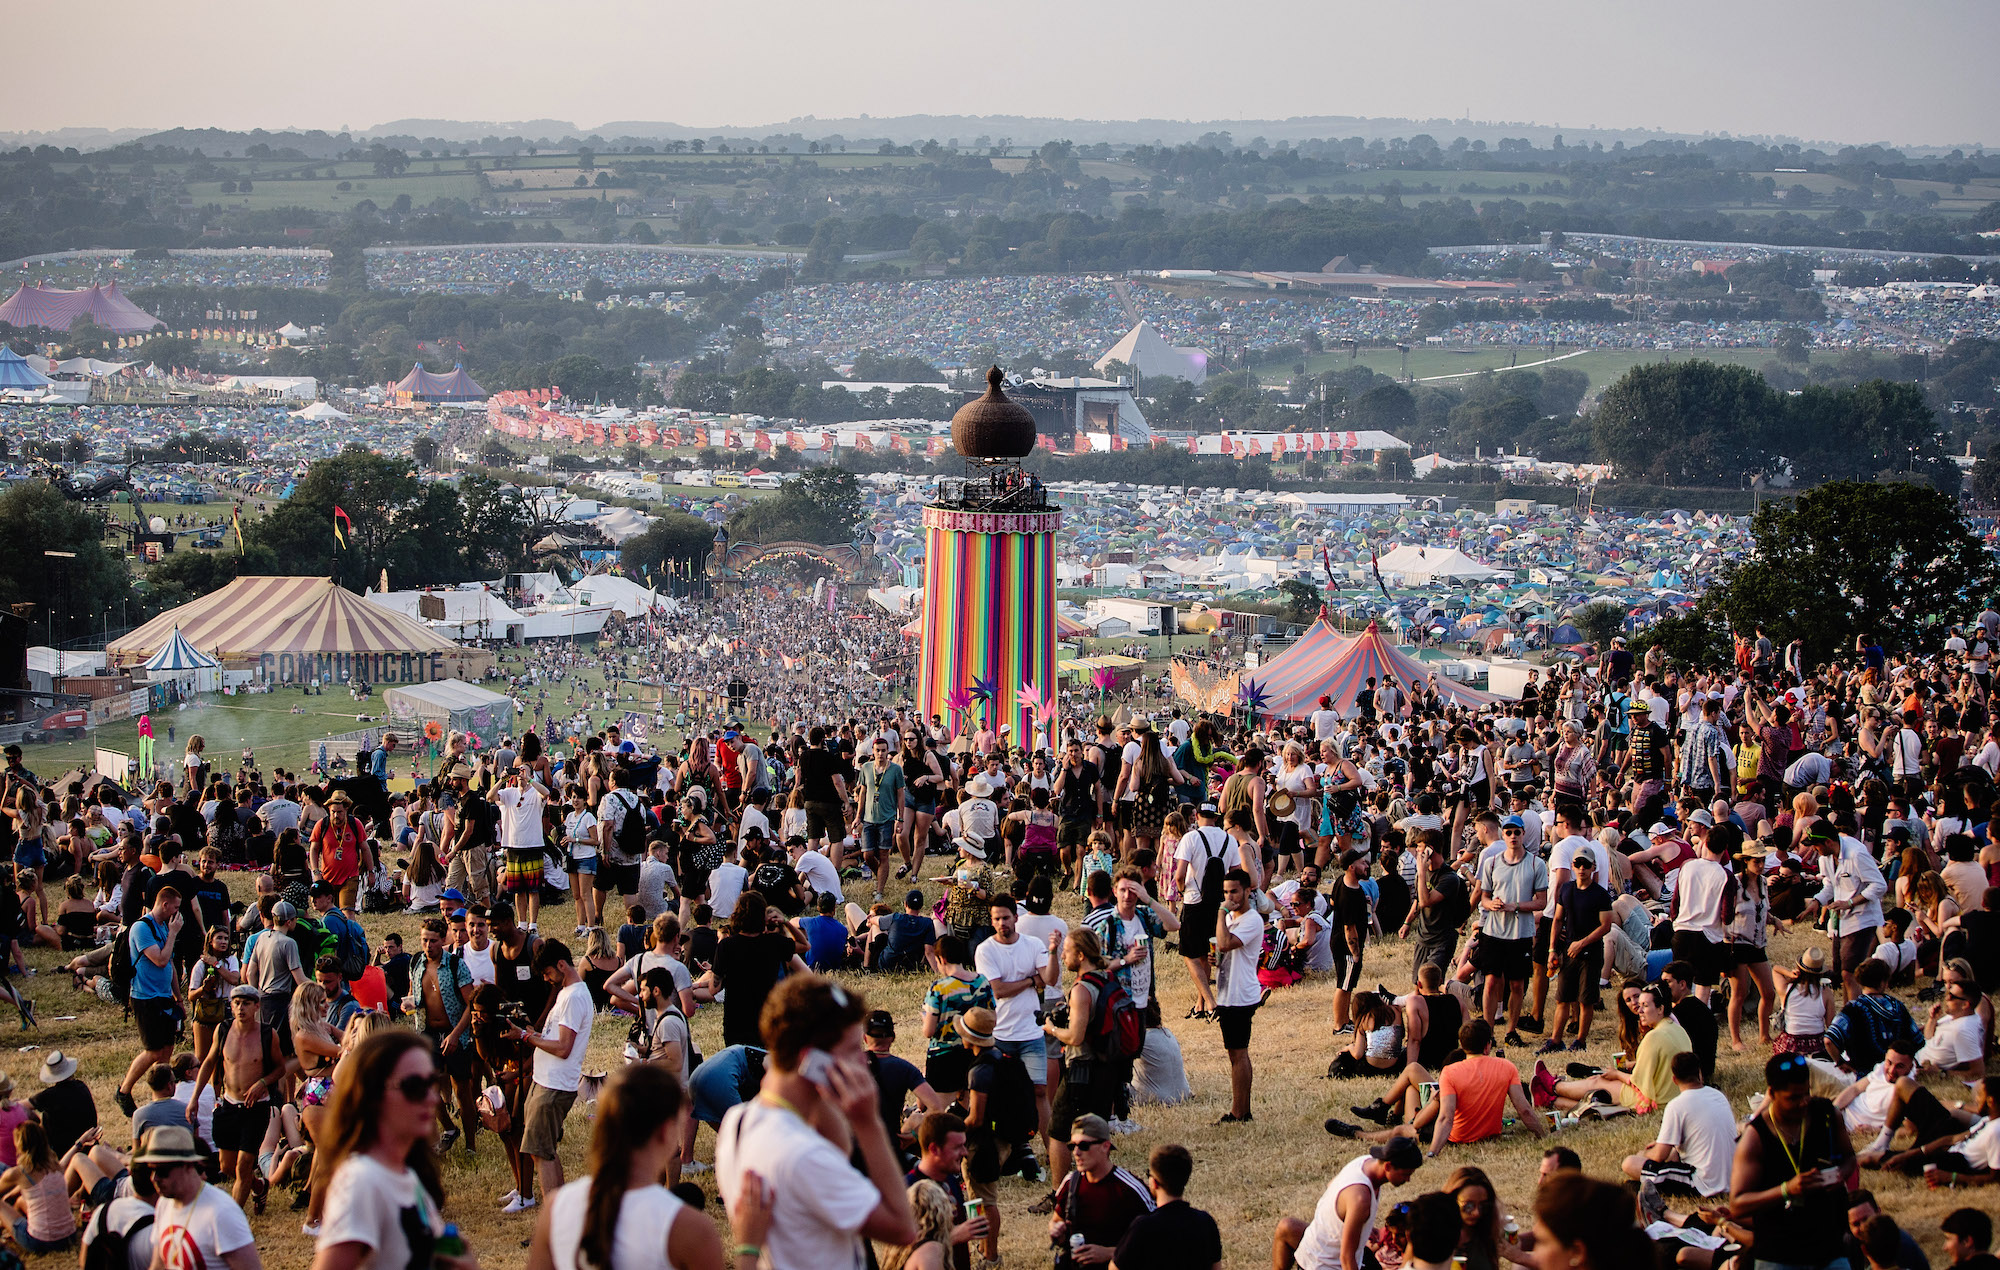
left=733, top=1245, right=762, bottom=1259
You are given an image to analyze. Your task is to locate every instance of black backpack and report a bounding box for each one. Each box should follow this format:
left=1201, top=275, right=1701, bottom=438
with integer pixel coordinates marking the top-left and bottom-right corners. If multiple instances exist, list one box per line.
left=1433, top=870, right=1473, bottom=932
left=612, top=790, right=648, bottom=860
left=1191, top=826, right=1228, bottom=907
left=82, top=1205, right=152, bottom=1270
left=976, top=1049, right=1037, bottom=1147
left=109, top=914, right=165, bottom=1010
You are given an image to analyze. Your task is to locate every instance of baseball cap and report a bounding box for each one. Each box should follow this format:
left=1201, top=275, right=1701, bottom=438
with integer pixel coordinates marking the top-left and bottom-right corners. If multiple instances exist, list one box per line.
left=1069, top=1114, right=1114, bottom=1145
left=904, top=888, right=926, bottom=908
left=440, top=888, right=466, bottom=902
left=1368, top=1136, right=1426, bottom=1170
left=1687, top=810, right=1715, bottom=828
left=1501, top=815, right=1525, bottom=830
left=863, top=1009, right=896, bottom=1038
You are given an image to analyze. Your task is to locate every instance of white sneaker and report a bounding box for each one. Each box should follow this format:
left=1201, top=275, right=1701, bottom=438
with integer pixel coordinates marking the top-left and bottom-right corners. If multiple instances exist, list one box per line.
left=498, top=1190, right=520, bottom=1208
left=1110, top=1118, right=1142, bottom=1135
left=681, top=1160, right=710, bottom=1174
left=302, top=1222, right=322, bottom=1237
left=502, top=1195, right=539, bottom=1214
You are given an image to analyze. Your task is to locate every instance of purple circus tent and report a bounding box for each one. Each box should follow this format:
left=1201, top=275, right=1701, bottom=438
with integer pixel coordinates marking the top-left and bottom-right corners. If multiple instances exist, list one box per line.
left=0, top=282, right=162, bottom=335
left=1252, top=615, right=1499, bottom=718
left=393, top=362, right=486, bottom=401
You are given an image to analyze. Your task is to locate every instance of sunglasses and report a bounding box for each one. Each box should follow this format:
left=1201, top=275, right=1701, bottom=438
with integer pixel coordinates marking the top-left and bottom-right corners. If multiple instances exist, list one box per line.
left=395, top=1071, right=447, bottom=1101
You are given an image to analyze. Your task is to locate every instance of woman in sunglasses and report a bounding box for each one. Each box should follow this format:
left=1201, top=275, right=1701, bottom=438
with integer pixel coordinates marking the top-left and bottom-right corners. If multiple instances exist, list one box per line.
left=311, top=1030, right=480, bottom=1270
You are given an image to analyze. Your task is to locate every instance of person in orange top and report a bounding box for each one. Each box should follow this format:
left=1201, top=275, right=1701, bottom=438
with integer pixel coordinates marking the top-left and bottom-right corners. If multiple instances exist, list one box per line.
left=1325, top=1018, right=1547, bottom=1158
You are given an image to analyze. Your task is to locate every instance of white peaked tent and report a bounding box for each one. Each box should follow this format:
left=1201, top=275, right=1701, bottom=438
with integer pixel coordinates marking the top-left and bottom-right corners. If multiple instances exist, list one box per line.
left=1094, top=320, right=1209, bottom=385
left=1374, top=544, right=1503, bottom=584
left=144, top=625, right=223, bottom=692
left=291, top=400, right=350, bottom=421
left=277, top=322, right=310, bottom=341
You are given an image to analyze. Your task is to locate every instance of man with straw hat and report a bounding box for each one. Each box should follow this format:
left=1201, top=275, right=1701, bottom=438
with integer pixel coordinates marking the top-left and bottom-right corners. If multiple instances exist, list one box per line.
left=310, top=788, right=369, bottom=912
left=140, top=1123, right=262, bottom=1270
left=29, top=1050, right=93, bottom=1154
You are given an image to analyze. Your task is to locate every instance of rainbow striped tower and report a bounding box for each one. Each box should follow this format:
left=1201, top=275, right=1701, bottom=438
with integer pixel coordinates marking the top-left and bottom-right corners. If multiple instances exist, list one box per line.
left=919, top=368, right=1062, bottom=744
left=919, top=505, right=1061, bottom=741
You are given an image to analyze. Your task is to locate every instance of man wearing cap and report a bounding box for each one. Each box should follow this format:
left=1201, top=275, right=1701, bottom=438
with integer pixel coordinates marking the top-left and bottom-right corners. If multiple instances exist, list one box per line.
left=1616, top=699, right=1674, bottom=828
left=1277, top=1137, right=1423, bottom=1270
left=879, top=889, right=939, bottom=972
left=140, top=1124, right=262, bottom=1270
left=1472, top=814, right=1548, bottom=1047
left=1048, top=1114, right=1153, bottom=1270
left=192, top=983, right=288, bottom=1209
left=1800, top=817, right=1888, bottom=1003
left=863, top=1009, right=946, bottom=1148
left=311, top=789, right=370, bottom=912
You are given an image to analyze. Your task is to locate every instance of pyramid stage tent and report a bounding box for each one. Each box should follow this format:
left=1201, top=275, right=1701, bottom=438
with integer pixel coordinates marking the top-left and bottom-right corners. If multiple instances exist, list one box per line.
left=109, top=576, right=495, bottom=686
left=0, top=283, right=162, bottom=335
left=1093, top=320, right=1208, bottom=385
left=393, top=362, right=486, bottom=401
left=1227, top=614, right=1498, bottom=719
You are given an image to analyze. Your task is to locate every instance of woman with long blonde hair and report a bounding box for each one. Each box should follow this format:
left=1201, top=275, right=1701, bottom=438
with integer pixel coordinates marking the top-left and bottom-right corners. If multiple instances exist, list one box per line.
left=876, top=1178, right=954, bottom=1270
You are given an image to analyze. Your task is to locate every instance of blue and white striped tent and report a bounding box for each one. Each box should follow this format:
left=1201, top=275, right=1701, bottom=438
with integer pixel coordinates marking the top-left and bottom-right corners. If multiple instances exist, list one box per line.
left=143, top=626, right=219, bottom=673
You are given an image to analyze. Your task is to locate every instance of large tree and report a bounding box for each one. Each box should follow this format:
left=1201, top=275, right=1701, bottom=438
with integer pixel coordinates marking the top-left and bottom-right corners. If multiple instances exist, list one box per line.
left=1707, top=479, right=1997, bottom=661
left=0, top=483, right=129, bottom=644
left=1590, top=361, right=1780, bottom=487
left=727, top=465, right=864, bottom=544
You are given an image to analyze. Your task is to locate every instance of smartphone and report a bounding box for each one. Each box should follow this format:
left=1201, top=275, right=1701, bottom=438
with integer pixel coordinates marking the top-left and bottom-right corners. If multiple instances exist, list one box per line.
left=798, top=1047, right=839, bottom=1088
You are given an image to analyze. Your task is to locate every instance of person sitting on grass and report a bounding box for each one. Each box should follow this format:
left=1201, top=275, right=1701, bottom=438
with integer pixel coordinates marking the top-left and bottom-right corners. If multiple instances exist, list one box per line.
left=1324, top=1018, right=1547, bottom=1158
left=1531, top=981, right=1688, bottom=1116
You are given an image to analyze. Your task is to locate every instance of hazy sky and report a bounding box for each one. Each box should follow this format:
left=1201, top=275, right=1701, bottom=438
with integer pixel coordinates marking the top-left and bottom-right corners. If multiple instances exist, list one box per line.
left=6, top=0, right=1992, bottom=146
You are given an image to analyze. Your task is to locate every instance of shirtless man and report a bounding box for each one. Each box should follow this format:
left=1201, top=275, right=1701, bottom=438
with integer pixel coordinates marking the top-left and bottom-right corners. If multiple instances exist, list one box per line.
left=191, top=984, right=291, bottom=1209
left=410, top=917, right=478, bottom=1153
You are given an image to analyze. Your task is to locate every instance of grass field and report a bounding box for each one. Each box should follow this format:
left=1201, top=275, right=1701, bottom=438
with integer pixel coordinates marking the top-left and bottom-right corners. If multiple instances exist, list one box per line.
left=1259, top=344, right=1780, bottom=391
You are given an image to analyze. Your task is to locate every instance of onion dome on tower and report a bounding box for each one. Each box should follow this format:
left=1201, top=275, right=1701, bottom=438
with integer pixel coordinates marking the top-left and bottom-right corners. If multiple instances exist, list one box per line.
left=951, top=366, right=1038, bottom=460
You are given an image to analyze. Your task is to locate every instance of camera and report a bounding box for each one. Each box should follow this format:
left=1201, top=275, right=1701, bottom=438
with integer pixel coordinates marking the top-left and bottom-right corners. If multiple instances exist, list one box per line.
left=1046, top=1004, right=1071, bottom=1031
left=495, top=1000, right=531, bottom=1031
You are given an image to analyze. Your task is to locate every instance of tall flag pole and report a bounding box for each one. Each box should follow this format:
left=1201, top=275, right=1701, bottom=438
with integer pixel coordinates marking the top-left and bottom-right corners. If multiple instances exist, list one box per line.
left=333, top=505, right=353, bottom=549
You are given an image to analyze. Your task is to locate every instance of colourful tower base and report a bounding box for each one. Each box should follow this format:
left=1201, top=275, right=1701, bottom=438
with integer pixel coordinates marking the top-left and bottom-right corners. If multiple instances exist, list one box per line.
left=919, top=506, right=1062, bottom=743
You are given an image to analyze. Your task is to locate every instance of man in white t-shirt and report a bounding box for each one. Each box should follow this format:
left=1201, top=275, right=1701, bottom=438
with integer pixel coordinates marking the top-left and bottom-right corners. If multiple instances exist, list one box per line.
left=1213, top=868, right=1265, bottom=1125
left=1621, top=1051, right=1736, bottom=1196
left=1310, top=696, right=1342, bottom=743
left=507, top=939, right=595, bottom=1208
left=716, top=976, right=919, bottom=1270
left=1915, top=984, right=1987, bottom=1079
left=493, top=769, right=549, bottom=929
left=137, top=1124, right=261, bottom=1270
left=975, top=899, right=1058, bottom=1161
left=707, top=839, right=749, bottom=923
left=790, top=839, right=844, bottom=902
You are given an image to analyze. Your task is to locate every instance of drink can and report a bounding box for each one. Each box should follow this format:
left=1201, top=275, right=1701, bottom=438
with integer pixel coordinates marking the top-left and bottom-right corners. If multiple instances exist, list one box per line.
left=1923, top=1162, right=1938, bottom=1175
left=965, top=1198, right=986, bottom=1223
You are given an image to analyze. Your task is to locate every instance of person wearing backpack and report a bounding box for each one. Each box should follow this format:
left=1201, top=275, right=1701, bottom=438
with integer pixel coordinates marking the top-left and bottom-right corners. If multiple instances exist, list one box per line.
left=961, top=1007, right=1037, bottom=1266
left=1042, top=927, right=1143, bottom=1184
left=595, top=766, right=648, bottom=909
left=113, top=886, right=184, bottom=1118
left=1171, top=803, right=1238, bottom=1019
left=79, top=1148, right=154, bottom=1270
left=308, top=882, right=369, bottom=984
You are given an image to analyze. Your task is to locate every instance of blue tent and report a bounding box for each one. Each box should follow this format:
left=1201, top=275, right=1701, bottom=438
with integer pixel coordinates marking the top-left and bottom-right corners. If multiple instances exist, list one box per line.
left=0, top=348, right=51, bottom=390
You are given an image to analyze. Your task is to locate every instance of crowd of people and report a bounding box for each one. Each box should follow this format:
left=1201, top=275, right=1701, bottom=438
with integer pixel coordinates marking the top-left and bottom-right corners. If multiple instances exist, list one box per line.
left=5, top=576, right=2000, bottom=1270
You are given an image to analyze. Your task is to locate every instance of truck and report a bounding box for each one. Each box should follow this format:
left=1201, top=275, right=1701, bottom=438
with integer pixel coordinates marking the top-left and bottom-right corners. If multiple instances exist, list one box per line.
left=22, top=709, right=88, bottom=743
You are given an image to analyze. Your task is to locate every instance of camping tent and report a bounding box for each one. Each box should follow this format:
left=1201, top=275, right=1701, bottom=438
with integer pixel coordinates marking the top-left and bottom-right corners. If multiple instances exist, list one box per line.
left=381, top=679, right=512, bottom=751
left=0, top=283, right=161, bottom=334
left=291, top=401, right=349, bottom=421
left=0, top=348, right=52, bottom=391
left=108, top=576, right=493, bottom=685
left=393, top=362, right=486, bottom=401
left=1236, top=616, right=1499, bottom=718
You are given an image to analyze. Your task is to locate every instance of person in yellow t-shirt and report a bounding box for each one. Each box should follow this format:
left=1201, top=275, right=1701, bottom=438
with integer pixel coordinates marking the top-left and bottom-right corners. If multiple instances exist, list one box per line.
left=1531, top=983, right=1690, bottom=1115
